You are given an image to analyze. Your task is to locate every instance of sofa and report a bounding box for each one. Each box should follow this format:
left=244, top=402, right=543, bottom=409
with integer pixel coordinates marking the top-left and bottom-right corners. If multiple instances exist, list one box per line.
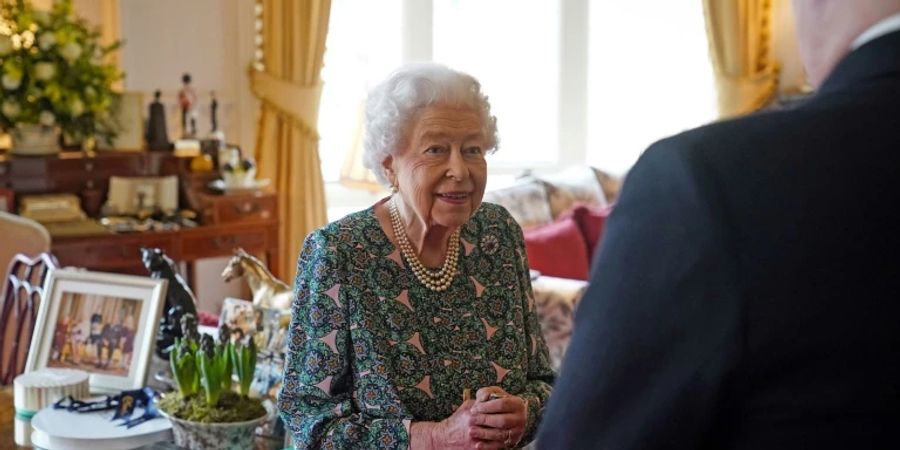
left=483, top=166, right=620, bottom=370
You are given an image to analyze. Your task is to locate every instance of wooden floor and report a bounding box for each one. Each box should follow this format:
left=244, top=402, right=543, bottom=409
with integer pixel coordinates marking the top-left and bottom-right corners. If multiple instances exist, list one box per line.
left=0, top=386, right=19, bottom=449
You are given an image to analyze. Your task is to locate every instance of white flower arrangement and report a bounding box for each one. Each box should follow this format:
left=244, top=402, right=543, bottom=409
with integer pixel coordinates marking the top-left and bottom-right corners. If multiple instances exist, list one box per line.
left=0, top=0, right=122, bottom=143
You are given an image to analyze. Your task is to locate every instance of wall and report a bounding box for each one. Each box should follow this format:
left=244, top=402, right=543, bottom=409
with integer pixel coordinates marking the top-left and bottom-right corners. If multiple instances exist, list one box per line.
left=65, top=0, right=260, bottom=313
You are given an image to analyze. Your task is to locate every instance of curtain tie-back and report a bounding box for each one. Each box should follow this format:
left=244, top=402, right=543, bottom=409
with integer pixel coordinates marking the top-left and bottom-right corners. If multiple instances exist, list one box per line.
left=250, top=69, right=323, bottom=135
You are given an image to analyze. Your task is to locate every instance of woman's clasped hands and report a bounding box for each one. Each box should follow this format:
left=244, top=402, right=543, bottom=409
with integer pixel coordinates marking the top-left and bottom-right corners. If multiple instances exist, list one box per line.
left=433, top=386, right=528, bottom=449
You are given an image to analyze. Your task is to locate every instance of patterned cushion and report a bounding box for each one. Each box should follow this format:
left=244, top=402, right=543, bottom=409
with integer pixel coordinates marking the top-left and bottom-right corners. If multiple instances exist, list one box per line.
left=482, top=180, right=554, bottom=230
left=530, top=166, right=608, bottom=219
left=531, top=275, right=588, bottom=372
left=591, top=167, right=623, bottom=204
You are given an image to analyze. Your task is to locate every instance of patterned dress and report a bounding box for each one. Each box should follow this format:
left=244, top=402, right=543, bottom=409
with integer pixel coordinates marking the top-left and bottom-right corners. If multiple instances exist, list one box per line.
left=279, top=202, right=554, bottom=449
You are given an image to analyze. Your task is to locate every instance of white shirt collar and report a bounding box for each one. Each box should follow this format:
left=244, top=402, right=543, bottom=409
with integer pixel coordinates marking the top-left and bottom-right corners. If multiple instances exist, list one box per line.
left=852, top=12, right=900, bottom=50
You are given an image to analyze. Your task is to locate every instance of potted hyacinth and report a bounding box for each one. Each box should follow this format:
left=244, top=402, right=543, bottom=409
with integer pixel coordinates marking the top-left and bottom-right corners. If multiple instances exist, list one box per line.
left=158, top=325, right=269, bottom=450
left=0, top=0, right=122, bottom=154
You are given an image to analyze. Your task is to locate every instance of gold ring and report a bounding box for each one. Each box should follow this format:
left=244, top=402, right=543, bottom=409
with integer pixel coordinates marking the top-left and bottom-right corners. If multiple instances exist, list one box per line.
left=504, top=429, right=513, bottom=448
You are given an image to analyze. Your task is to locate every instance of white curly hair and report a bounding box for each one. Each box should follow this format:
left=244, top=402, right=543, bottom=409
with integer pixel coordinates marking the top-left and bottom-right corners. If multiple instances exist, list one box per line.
left=362, top=62, right=499, bottom=186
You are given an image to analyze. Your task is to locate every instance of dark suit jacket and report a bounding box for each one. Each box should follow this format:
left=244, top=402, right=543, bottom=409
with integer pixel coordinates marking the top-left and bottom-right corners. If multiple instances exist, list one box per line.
left=537, top=30, right=900, bottom=449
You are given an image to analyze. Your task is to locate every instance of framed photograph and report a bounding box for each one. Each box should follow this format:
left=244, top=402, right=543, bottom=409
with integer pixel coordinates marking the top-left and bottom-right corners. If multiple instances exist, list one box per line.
left=219, top=297, right=290, bottom=400
left=26, top=268, right=168, bottom=393
left=97, top=91, right=145, bottom=151
left=218, top=297, right=290, bottom=358
left=105, top=175, right=179, bottom=216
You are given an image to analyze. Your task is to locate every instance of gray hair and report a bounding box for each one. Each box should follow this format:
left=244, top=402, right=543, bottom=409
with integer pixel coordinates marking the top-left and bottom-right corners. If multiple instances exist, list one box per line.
left=362, top=63, right=499, bottom=186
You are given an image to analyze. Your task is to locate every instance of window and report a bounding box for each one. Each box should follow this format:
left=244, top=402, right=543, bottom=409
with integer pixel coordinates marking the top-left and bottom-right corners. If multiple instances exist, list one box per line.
left=318, top=0, right=716, bottom=217
left=318, top=0, right=402, bottom=183
left=433, top=0, right=560, bottom=167
left=586, top=0, right=716, bottom=175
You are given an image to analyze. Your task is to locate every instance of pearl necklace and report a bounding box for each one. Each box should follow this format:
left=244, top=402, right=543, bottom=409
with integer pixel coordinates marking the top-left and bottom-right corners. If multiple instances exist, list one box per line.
left=387, top=196, right=460, bottom=292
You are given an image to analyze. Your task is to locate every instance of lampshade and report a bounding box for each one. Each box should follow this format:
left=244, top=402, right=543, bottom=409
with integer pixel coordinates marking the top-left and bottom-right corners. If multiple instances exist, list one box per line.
left=339, top=102, right=383, bottom=192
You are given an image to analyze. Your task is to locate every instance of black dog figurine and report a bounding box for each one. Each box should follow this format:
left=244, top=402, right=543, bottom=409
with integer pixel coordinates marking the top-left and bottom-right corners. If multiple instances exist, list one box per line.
left=141, top=247, right=199, bottom=359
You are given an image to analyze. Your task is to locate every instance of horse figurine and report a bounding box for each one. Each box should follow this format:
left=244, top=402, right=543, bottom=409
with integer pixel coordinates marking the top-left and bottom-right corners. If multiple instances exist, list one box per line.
left=222, top=248, right=292, bottom=311
left=141, top=247, right=198, bottom=358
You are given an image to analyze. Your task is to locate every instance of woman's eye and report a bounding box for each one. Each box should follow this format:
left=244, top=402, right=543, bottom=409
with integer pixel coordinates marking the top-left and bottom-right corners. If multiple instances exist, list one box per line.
left=464, top=146, right=483, bottom=155
left=425, top=146, right=446, bottom=154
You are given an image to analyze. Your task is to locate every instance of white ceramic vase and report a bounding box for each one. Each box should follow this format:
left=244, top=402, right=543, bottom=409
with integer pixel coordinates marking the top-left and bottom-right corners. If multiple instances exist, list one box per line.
left=159, top=407, right=269, bottom=450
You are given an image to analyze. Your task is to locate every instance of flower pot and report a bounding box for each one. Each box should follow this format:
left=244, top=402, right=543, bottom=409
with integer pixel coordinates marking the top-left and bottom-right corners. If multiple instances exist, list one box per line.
left=159, top=404, right=270, bottom=450
left=10, top=124, right=60, bottom=156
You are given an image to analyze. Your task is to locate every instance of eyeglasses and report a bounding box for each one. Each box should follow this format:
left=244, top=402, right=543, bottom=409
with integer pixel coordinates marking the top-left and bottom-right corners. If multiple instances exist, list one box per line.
left=52, top=387, right=161, bottom=428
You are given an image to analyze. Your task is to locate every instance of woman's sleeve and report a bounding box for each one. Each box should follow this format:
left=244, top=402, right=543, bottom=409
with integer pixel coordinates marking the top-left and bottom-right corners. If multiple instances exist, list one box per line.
left=509, top=219, right=556, bottom=444
left=278, top=231, right=411, bottom=449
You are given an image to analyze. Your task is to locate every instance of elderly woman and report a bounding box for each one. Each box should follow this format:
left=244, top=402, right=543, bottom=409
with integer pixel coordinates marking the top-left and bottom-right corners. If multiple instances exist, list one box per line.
left=279, top=63, right=554, bottom=449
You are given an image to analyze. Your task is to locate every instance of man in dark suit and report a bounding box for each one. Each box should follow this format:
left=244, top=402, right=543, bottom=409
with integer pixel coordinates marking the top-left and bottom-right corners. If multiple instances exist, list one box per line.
left=537, top=1, right=900, bottom=448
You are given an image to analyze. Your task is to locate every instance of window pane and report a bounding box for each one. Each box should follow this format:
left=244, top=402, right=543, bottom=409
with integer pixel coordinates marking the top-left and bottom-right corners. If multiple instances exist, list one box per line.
left=587, top=0, right=716, bottom=175
left=433, top=0, right=561, bottom=166
left=318, top=0, right=403, bottom=182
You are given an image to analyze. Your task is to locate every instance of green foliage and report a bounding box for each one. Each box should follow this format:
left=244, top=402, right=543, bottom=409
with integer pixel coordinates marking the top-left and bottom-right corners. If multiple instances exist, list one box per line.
left=230, top=334, right=257, bottom=397
left=170, top=338, right=199, bottom=397
left=0, top=0, right=123, bottom=141
left=158, top=391, right=266, bottom=424
left=221, top=341, right=235, bottom=393
left=168, top=329, right=259, bottom=408
left=197, top=334, right=227, bottom=407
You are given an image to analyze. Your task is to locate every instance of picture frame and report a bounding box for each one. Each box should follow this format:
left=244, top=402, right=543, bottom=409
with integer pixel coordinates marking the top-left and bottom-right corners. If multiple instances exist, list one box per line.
left=218, top=297, right=290, bottom=400
left=26, top=268, right=168, bottom=393
left=105, top=175, right=179, bottom=216
left=97, top=91, right=145, bottom=151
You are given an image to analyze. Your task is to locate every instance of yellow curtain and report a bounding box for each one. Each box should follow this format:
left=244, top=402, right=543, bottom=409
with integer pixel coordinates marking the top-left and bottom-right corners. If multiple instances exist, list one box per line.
left=251, top=0, right=331, bottom=279
left=703, top=0, right=781, bottom=117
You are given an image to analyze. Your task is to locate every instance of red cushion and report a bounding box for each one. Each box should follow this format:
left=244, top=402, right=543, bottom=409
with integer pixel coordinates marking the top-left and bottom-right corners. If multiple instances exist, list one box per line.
left=560, top=204, right=613, bottom=261
left=523, top=216, right=590, bottom=280
left=198, top=311, right=219, bottom=327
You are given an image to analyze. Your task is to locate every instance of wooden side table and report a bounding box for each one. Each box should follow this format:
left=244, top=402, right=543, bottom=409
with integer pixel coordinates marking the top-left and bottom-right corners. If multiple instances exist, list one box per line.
left=1, top=386, right=18, bottom=450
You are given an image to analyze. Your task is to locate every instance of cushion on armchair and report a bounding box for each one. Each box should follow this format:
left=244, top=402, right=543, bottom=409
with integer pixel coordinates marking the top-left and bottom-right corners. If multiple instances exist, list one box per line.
left=483, top=179, right=554, bottom=230
left=527, top=166, right=608, bottom=219
left=523, top=216, right=590, bottom=280
left=559, top=204, right=613, bottom=261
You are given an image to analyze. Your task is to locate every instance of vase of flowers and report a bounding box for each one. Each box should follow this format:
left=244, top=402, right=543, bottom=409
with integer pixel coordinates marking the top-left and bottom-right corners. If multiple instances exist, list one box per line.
left=0, top=0, right=122, bottom=155
left=158, top=327, right=269, bottom=450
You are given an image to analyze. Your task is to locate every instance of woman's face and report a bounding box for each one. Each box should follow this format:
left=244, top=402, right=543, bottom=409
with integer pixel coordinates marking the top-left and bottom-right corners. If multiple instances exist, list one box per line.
left=384, top=105, right=488, bottom=230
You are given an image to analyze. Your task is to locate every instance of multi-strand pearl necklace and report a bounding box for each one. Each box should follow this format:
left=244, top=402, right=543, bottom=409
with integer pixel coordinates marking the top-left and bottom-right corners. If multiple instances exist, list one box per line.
left=388, top=196, right=460, bottom=292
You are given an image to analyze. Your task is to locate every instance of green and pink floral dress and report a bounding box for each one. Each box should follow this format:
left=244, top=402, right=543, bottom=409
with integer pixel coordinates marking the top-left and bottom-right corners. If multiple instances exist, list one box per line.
left=278, top=202, right=554, bottom=449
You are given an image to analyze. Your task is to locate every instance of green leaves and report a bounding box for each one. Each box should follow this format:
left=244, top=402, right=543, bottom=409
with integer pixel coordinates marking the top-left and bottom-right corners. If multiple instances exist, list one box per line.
left=170, top=337, right=199, bottom=397
left=169, top=330, right=259, bottom=407
left=0, top=0, right=122, bottom=140
left=231, top=336, right=257, bottom=397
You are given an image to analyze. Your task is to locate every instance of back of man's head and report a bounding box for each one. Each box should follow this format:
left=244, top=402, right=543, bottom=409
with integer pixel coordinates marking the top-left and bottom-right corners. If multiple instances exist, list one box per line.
left=793, top=0, right=900, bottom=86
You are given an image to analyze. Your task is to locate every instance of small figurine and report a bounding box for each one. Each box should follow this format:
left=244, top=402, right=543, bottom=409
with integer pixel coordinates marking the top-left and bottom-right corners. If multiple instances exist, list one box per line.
left=145, top=89, right=171, bottom=150
left=210, top=91, right=219, bottom=133
left=221, top=248, right=292, bottom=310
left=177, top=73, right=197, bottom=138
left=222, top=146, right=258, bottom=189
left=141, top=247, right=198, bottom=359
left=208, top=90, right=225, bottom=143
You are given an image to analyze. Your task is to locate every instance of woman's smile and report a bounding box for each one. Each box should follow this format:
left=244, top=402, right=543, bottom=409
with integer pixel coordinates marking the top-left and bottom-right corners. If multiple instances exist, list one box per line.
left=435, top=191, right=471, bottom=204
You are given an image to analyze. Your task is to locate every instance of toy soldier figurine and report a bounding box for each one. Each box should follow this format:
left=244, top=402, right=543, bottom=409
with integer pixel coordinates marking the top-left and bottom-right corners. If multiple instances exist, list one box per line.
left=178, top=73, right=197, bottom=138
left=145, top=90, right=171, bottom=150
left=210, top=91, right=219, bottom=133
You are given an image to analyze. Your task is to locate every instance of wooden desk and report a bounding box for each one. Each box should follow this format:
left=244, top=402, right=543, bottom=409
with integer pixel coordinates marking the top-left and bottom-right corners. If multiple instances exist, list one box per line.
left=1, top=151, right=281, bottom=281
left=52, top=219, right=280, bottom=281
left=1, top=386, right=18, bottom=450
